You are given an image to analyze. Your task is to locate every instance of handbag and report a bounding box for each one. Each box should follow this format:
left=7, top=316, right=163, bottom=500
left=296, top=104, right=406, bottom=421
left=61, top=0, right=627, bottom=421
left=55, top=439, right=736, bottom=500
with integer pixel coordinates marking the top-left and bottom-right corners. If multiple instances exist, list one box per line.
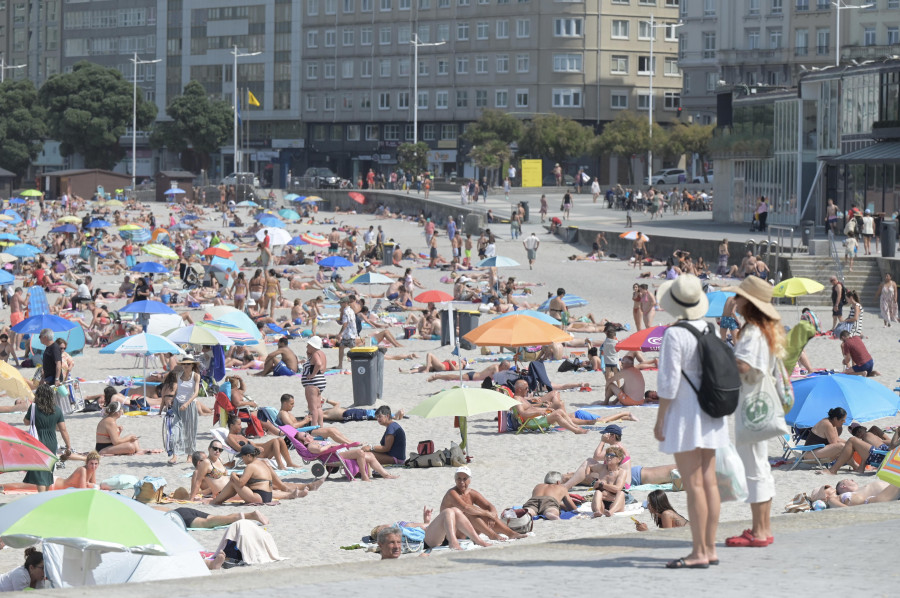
left=772, top=357, right=794, bottom=414
left=26, top=403, right=38, bottom=439
left=735, top=365, right=790, bottom=445
left=715, top=444, right=748, bottom=503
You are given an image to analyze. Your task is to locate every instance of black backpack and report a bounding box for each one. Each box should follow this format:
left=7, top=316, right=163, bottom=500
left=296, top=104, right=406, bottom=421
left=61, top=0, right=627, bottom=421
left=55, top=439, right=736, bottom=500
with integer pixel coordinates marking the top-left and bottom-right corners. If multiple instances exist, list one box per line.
left=674, top=321, right=740, bottom=418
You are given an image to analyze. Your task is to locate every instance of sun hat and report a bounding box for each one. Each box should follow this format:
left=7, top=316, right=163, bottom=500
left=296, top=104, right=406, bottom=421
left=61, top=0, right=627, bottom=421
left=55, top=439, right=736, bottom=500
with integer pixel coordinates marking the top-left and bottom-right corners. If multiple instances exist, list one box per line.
left=723, top=276, right=780, bottom=321
left=307, top=335, right=323, bottom=350
left=456, top=466, right=472, bottom=477
left=657, top=274, right=708, bottom=321
left=179, top=356, right=199, bottom=365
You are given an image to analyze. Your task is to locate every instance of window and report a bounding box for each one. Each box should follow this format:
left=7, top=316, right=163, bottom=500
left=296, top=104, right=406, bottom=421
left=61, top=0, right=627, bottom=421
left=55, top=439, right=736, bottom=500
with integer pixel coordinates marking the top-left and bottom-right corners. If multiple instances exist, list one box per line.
left=639, top=21, right=653, bottom=40
left=307, top=63, right=319, bottom=79
left=496, top=54, right=509, bottom=73
left=379, top=92, right=390, bottom=109
left=664, top=91, right=681, bottom=109
left=516, top=54, right=530, bottom=72
left=771, top=0, right=782, bottom=13
left=495, top=90, right=508, bottom=107
left=702, top=32, right=716, bottom=58
left=638, top=56, right=655, bottom=74
left=399, top=0, right=410, bottom=7
left=664, top=57, right=679, bottom=76
left=405, top=124, right=415, bottom=140
left=423, top=124, right=436, bottom=141
left=398, top=91, right=409, bottom=108
left=889, top=27, right=900, bottom=45
left=816, top=28, right=829, bottom=55
left=517, top=19, right=530, bottom=38
left=554, top=18, right=583, bottom=37
left=890, top=0, right=899, bottom=7
left=477, top=21, right=488, bottom=39
left=437, top=24, right=449, bottom=41
left=398, top=58, right=410, bottom=76
left=816, top=0, right=828, bottom=7
left=362, top=0, right=373, bottom=9
left=706, top=71, right=717, bottom=91
left=703, top=0, right=715, bottom=15
left=610, top=54, right=627, bottom=74
left=325, top=0, right=337, bottom=13
left=515, top=88, right=528, bottom=108
left=637, top=92, right=650, bottom=110
left=795, top=0, right=808, bottom=10
left=417, top=91, right=428, bottom=108
left=610, top=91, right=628, bottom=109
left=456, top=56, right=468, bottom=73
left=437, top=59, right=449, bottom=75
left=380, top=0, right=391, bottom=9
left=343, top=29, right=354, bottom=46
left=476, top=55, right=488, bottom=73
left=325, top=29, right=336, bottom=47
left=457, top=90, right=468, bottom=107
left=552, top=88, right=582, bottom=107
left=611, top=20, right=628, bottom=39
left=384, top=124, right=399, bottom=140
left=342, top=60, right=354, bottom=78
left=666, top=0, right=678, bottom=5
left=305, top=95, right=316, bottom=111
left=398, top=24, right=411, bottom=43
left=343, top=0, right=354, bottom=11
left=417, top=25, right=430, bottom=42
left=439, top=0, right=450, bottom=6
left=476, top=90, right=488, bottom=106
left=361, top=59, right=372, bottom=77
left=665, top=23, right=678, bottom=41
left=748, top=0, right=759, bottom=14
left=324, top=95, right=335, bottom=111
left=864, top=27, right=875, bottom=46
left=324, top=61, right=335, bottom=78
left=419, top=0, right=429, bottom=8
left=496, top=20, right=509, bottom=39
left=361, top=26, right=372, bottom=45
left=366, top=124, right=379, bottom=140
left=347, top=124, right=361, bottom=140
left=377, top=59, right=391, bottom=77
left=380, top=26, right=391, bottom=44
left=555, top=53, right=583, bottom=72
left=307, top=31, right=318, bottom=48
left=418, top=60, right=429, bottom=75
left=795, top=28, right=808, bottom=56
left=747, top=30, right=759, bottom=49
left=769, top=29, right=781, bottom=49
left=342, top=96, right=353, bottom=110
left=441, top=124, right=457, bottom=140
left=457, top=22, right=469, bottom=40
left=436, top=90, right=448, bottom=108
left=360, top=94, right=371, bottom=108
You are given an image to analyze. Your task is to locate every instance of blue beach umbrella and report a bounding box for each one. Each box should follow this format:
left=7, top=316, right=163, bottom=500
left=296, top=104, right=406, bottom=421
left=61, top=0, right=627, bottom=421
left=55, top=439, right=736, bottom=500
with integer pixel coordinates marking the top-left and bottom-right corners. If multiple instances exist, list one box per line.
left=537, top=294, right=589, bottom=312
left=494, top=309, right=561, bottom=326
left=705, top=291, right=736, bottom=318
left=318, top=255, right=353, bottom=268
left=119, top=229, right=151, bottom=243
left=786, top=373, right=900, bottom=428
left=2, top=211, right=22, bottom=224
left=0, top=270, right=14, bottom=285
left=120, top=300, right=176, bottom=315
left=287, top=236, right=308, bottom=246
left=257, top=216, right=285, bottom=228
left=207, top=256, right=236, bottom=272
left=284, top=193, right=300, bottom=201
left=8, top=198, right=25, bottom=205
left=0, top=233, right=20, bottom=242
left=86, top=219, right=112, bottom=228
left=292, top=196, right=308, bottom=203
left=131, top=262, right=170, bottom=274
left=164, top=188, right=186, bottom=195
left=278, top=208, right=300, bottom=221
left=50, top=224, right=78, bottom=234
left=236, top=200, right=258, bottom=207
left=5, top=244, right=41, bottom=258
left=11, top=314, right=77, bottom=334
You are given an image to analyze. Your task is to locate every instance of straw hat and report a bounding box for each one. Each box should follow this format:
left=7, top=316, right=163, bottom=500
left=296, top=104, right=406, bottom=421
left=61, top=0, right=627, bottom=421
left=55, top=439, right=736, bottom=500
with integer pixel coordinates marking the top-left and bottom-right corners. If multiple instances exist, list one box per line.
left=179, top=356, right=199, bottom=366
left=657, top=275, right=708, bottom=321
left=723, top=276, right=780, bottom=321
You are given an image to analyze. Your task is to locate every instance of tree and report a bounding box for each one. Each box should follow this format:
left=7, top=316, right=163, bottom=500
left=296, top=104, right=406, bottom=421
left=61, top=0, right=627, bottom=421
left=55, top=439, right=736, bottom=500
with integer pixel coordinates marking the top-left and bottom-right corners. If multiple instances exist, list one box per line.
left=0, top=80, right=47, bottom=178
left=150, top=81, right=232, bottom=172
left=518, top=114, right=594, bottom=165
left=39, top=61, right=156, bottom=170
left=397, top=141, right=429, bottom=174
left=460, top=109, right=522, bottom=145
left=468, top=139, right=511, bottom=185
left=670, top=123, right=715, bottom=178
left=594, top=111, right=665, bottom=184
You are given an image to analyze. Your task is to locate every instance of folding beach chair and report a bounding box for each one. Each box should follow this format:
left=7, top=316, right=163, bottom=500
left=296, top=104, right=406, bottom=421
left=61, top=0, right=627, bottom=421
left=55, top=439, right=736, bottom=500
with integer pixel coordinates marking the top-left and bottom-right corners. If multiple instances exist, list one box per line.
left=278, top=424, right=365, bottom=480
left=510, top=406, right=551, bottom=435
left=779, top=434, right=825, bottom=470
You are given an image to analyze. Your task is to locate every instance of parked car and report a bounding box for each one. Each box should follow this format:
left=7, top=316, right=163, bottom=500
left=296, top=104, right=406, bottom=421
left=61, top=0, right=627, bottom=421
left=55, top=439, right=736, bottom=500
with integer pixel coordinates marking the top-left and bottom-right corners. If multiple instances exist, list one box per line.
left=542, top=174, right=575, bottom=187
left=221, top=172, right=260, bottom=187
left=645, top=168, right=687, bottom=186
left=303, top=167, right=342, bottom=189
left=692, top=171, right=714, bottom=184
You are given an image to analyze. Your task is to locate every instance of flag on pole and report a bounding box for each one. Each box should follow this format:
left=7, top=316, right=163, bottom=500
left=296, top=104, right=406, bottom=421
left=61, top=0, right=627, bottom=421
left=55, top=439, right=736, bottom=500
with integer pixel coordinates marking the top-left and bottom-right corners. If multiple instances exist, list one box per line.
left=236, top=100, right=242, bottom=125
left=248, top=90, right=260, bottom=107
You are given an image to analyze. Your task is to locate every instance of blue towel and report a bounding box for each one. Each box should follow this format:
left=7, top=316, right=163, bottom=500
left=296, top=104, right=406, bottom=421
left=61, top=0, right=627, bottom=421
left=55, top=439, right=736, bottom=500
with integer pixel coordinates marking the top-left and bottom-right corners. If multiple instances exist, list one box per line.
left=212, top=345, right=226, bottom=382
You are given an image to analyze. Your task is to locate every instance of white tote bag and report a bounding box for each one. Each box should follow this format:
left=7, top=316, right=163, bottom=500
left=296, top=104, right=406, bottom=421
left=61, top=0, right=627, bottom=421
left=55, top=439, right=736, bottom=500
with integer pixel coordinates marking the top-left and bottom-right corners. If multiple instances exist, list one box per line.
left=735, top=366, right=790, bottom=445
left=26, top=403, right=38, bottom=439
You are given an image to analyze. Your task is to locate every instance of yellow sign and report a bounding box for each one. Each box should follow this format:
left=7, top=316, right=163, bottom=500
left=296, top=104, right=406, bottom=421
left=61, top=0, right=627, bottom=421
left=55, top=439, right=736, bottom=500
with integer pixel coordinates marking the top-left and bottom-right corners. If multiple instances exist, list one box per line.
left=521, top=159, right=542, bottom=188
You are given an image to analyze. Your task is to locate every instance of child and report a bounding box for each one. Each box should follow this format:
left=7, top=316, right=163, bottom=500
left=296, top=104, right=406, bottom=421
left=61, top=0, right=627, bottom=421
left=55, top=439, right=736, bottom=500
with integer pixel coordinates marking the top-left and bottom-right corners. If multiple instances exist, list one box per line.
left=600, top=325, right=619, bottom=382
left=843, top=236, right=858, bottom=272
left=626, top=205, right=633, bottom=228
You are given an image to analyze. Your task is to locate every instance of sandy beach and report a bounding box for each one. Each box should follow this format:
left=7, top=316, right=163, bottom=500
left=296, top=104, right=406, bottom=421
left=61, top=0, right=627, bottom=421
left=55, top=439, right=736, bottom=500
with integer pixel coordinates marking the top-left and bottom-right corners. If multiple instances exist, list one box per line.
left=0, top=195, right=897, bottom=575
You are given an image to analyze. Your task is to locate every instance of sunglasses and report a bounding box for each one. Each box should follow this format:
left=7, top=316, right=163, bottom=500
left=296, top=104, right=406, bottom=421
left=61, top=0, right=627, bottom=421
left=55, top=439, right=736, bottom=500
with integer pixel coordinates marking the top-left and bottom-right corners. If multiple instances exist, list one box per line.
left=605, top=453, right=619, bottom=458
left=210, top=446, right=224, bottom=452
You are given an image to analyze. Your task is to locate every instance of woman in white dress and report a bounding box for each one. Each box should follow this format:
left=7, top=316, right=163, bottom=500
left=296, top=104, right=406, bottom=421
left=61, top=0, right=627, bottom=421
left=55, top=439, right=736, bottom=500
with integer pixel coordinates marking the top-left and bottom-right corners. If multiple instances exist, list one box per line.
left=165, top=357, right=200, bottom=464
left=653, top=275, right=729, bottom=569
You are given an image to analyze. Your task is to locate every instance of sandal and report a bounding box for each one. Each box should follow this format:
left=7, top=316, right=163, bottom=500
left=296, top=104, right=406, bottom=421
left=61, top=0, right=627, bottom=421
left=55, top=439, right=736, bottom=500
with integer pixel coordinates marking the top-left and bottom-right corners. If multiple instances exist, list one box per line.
left=725, top=529, right=769, bottom=547
left=665, top=558, right=709, bottom=569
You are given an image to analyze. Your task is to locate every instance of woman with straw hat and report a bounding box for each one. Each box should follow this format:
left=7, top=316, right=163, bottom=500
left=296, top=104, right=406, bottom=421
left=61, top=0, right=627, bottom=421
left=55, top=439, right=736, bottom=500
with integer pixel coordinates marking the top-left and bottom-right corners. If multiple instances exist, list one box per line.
left=722, top=276, right=784, bottom=548
left=653, top=274, right=729, bottom=569
left=164, top=356, right=201, bottom=464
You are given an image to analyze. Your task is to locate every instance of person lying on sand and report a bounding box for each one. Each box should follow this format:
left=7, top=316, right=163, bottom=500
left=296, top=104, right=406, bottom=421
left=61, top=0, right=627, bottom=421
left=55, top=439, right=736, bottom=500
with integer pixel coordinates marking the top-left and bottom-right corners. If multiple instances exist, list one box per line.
left=439, top=466, right=526, bottom=541
left=400, top=354, right=467, bottom=374
left=1, top=451, right=111, bottom=492
left=521, top=472, right=579, bottom=521
left=371, top=506, right=491, bottom=555
left=820, top=478, right=900, bottom=507
left=161, top=506, right=270, bottom=528
left=428, top=360, right=511, bottom=382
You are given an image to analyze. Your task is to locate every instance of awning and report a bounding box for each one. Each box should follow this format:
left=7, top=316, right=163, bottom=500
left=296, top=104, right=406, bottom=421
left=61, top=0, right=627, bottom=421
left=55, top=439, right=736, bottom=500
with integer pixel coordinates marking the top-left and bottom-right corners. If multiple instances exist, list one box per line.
left=830, top=142, right=900, bottom=164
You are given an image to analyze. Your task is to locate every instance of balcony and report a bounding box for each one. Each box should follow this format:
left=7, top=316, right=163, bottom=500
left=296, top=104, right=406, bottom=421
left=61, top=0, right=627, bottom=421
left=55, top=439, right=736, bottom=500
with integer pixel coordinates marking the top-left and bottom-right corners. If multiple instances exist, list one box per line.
left=872, top=120, right=900, bottom=141
left=719, top=48, right=786, bottom=66
left=842, top=44, right=900, bottom=61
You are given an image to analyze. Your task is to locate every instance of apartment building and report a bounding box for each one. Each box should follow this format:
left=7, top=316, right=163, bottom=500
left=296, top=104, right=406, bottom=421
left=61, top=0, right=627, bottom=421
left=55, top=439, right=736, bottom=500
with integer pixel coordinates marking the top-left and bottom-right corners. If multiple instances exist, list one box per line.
left=0, top=0, right=62, bottom=85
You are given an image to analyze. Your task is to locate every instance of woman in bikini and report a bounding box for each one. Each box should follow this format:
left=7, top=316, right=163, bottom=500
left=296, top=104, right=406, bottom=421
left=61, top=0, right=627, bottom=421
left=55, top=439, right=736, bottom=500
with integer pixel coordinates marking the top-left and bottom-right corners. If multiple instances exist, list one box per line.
left=294, top=431, right=399, bottom=481
left=639, top=284, right=656, bottom=329
left=304, top=297, right=324, bottom=336
left=631, top=284, right=643, bottom=331
left=95, top=402, right=160, bottom=455
left=211, top=445, right=306, bottom=504
left=1, top=451, right=112, bottom=493
left=224, top=344, right=254, bottom=368
left=189, top=441, right=231, bottom=498
left=264, top=269, right=282, bottom=318
left=232, top=272, right=248, bottom=311
left=248, top=269, right=265, bottom=306
left=0, top=333, right=18, bottom=366
left=635, top=490, right=689, bottom=531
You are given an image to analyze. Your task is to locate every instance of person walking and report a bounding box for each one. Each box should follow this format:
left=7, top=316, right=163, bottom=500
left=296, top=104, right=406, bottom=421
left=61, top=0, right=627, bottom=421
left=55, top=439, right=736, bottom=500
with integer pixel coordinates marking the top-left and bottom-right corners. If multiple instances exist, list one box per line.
left=722, top=277, right=783, bottom=548
left=654, top=275, right=728, bottom=568
left=755, top=197, right=769, bottom=231
left=877, top=273, right=899, bottom=327
left=523, top=232, right=540, bottom=270
left=562, top=191, right=573, bottom=220
left=23, top=384, right=71, bottom=491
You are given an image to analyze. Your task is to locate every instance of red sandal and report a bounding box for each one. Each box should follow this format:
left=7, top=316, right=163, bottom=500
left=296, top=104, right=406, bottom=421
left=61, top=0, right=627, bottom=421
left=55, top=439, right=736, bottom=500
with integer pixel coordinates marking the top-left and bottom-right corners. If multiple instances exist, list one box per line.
left=725, top=529, right=770, bottom=547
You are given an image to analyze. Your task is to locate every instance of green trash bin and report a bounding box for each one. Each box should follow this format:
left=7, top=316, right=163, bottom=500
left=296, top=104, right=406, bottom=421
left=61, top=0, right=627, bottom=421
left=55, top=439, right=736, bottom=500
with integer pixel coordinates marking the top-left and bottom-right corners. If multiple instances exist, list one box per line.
left=565, top=226, right=579, bottom=243
left=348, top=347, right=385, bottom=406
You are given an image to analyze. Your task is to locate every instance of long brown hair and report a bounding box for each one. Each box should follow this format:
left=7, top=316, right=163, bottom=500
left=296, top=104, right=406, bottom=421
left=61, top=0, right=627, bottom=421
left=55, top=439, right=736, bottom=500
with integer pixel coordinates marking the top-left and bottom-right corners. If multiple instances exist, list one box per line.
left=735, top=300, right=785, bottom=358
left=34, top=384, right=55, bottom=415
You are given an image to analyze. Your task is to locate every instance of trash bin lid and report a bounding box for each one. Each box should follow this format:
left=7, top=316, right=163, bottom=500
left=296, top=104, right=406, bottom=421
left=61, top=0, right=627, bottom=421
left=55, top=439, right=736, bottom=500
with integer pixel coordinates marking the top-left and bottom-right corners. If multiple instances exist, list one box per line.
left=348, top=346, right=379, bottom=356
left=567, top=225, right=579, bottom=229
left=457, top=310, right=481, bottom=315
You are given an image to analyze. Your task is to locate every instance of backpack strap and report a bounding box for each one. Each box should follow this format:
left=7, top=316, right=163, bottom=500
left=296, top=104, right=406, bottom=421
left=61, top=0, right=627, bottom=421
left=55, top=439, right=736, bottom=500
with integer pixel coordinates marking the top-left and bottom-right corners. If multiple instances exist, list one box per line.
left=673, top=321, right=706, bottom=396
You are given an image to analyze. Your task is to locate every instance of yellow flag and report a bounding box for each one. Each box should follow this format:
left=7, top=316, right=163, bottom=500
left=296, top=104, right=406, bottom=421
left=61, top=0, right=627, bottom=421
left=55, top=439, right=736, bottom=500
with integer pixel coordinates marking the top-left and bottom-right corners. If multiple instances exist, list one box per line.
left=248, top=90, right=260, bottom=107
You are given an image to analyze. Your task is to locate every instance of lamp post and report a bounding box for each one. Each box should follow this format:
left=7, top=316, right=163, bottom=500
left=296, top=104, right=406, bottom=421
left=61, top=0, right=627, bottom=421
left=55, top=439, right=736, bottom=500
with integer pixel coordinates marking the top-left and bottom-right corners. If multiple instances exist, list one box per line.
left=642, top=15, right=681, bottom=185
left=411, top=34, right=446, bottom=145
left=232, top=45, right=262, bottom=174
left=833, top=1, right=874, bottom=67
left=131, top=53, right=161, bottom=195
left=0, top=57, right=26, bottom=83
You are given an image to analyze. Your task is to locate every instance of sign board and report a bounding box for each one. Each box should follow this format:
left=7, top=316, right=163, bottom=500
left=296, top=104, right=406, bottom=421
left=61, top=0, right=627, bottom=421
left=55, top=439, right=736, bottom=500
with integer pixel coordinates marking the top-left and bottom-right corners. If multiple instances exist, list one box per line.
left=521, top=159, right=542, bottom=188
left=427, top=150, right=457, bottom=163
left=272, top=139, right=305, bottom=149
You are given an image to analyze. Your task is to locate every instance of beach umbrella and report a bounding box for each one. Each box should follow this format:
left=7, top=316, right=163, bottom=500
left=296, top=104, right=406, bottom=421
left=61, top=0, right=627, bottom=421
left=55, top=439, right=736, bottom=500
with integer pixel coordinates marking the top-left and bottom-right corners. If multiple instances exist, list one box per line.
left=255, top=227, right=292, bottom=246
left=8, top=197, right=25, bottom=205
left=59, top=248, right=81, bottom=257
left=86, top=219, right=111, bottom=228
left=318, top=255, right=353, bottom=268
left=2, top=210, right=22, bottom=224
left=11, top=314, right=77, bottom=334
left=118, top=224, right=144, bottom=231
left=6, top=244, right=41, bottom=258
left=216, top=242, right=239, bottom=251
left=292, top=196, right=308, bottom=203
left=619, top=231, right=650, bottom=241
left=615, top=325, right=668, bottom=352
left=169, top=222, right=192, bottom=231
left=181, top=214, right=200, bottom=222
left=19, top=190, right=41, bottom=197
left=0, top=421, right=56, bottom=472
left=202, top=246, right=233, bottom=258
left=131, top=262, right=170, bottom=274
left=120, top=300, right=176, bottom=315
left=773, top=277, right=825, bottom=298
left=203, top=307, right=264, bottom=342
left=494, top=309, right=560, bottom=326
left=163, top=188, right=186, bottom=196
left=0, top=362, right=33, bottom=402
left=236, top=200, right=258, bottom=207
left=0, top=270, right=14, bottom=285
left=347, top=272, right=393, bottom=285
left=151, top=228, right=169, bottom=242
left=50, top=224, right=78, bottom=234
left=705, top=291, right=736, bottom=318
left=278, top=208, right=300, bottom=221
left=141, top=244, right=178, bottom=260
left=100, top=333, right=185, bottom=398
left=537, top=293, right=589, bottom=311
left=463, top=314, right=573, bottom=347
left=163, top=325, right=234, bottom=347
left=57, top=216, right=81, bottom=224
left=287, top=236, right=308, bottom=246
left=254, top=210, right=278, bottom=220
left=348, top=192, right=365, bottom=204
left=257, top=216, right=285, bottom=228
left=284, top=193, right=300, bottom=201
left=303, top=196, right=324, bottom=203
left=476, top=256, right=520, bottom=268
left=415, top=290, right=453, bottom=303
left=300, top=232, right=329, bottom=247
left=197, top=319, right=258, bottom=345
left=786, top=373, right=900, bottom=427
left=207, top=256, right=236, bottom=272
left=103, top=199, right=125, bottom=208
left=0, top=215, right=14, bottom=222
left=0, top=233, right=21, bottom=242
left=0, top=252, right=16, bottom=263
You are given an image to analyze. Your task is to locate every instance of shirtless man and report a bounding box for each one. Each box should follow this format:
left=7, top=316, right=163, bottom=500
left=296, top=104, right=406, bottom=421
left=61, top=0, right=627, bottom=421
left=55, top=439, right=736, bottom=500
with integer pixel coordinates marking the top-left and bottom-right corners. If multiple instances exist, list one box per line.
left=512, top=379, right=568, bottom=412
left=522, top=472, right=579, bottom=520
left=439, top=466, right=526, bottom=541
left=512, top=392, right=587, bottom=434
left=327, top=228, right=341, bottom=254
left=589, top=446, right=629, bottom=517
left=429, top=359, right=510, bottom=382
left=9, top=287, right=26, bottom=347
left=718, top=295, right=739, bottom=341
left=599, top=356, right=646, bottom=406
left=254, top=337, right=299, bottom=376
left=825, top=478, right=900, bottom=508
left=276, top=394, right=354, bottom=444
left=400, top=353, right=466, bottom=374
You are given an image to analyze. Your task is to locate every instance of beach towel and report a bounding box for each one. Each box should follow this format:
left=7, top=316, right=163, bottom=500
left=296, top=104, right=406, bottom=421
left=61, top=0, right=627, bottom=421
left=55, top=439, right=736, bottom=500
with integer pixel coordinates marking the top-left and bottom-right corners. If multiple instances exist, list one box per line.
left=215, top=520, right=284, bottom=565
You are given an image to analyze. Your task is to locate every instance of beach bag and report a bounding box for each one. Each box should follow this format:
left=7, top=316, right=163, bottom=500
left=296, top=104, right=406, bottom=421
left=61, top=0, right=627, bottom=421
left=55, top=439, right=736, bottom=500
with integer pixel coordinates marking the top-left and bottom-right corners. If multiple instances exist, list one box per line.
left=404, top=451, right=445, bottom=468
left=501, top=509, right=534, bottom=534
left=715, top=444, right=748, bottom=502
left=675, top=322, right=741, bottom=418
left=133, top=476, right=167, bottom=503
left=773, top=357, right=794, bottom=414
left=417, top=440, right=435, bottom=456
left=735, top=365, right=790, bottom=445
left=876, top=444, right=900, bottom=488
left=844, top=218, right=857, bottom=236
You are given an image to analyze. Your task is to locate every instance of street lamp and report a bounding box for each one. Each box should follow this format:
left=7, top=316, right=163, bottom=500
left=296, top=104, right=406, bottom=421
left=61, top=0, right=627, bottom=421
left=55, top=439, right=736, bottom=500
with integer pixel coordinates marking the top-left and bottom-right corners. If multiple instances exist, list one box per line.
left=0, top=57, right=26, bottom=83
left=232, top=45, right=262, bottom=174
left=131, top=52, right=161, bottom=196
left=411, top=34, right=446, bottom=145
left=833, top=1, right=874, bottom=67
left=641, top=15, right=681, bottom=184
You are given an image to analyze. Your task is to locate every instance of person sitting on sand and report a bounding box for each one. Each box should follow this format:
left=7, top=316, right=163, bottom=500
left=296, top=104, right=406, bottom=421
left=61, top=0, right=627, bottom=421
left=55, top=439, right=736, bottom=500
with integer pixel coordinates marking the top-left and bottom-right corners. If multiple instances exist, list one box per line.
left=589, top=446, right=629, bottom=518
left=563, top=425, right=629, bottom=487
left=822, top=478, right=900, bottom=508
left=189, top=442, right=233, bottom=498
left=800, top=407, right=849, bottom=465
left=825, top=423, right=899, bottom=475
left=400, top=353, right=467, bottom=374
left=254, top=337, right=299, bottom=376
left=275, top=394, right=354, bottom=444
left=428, top=359, right=511, bottom=383
left=363, top=405, right=407, bottom=466
left=1, top=451, right=112, bottom=492
left=371, top=506, right=491, bottom=556
left=512, top=379, right=568, bottom=412
left=293, top=430, right=399, bottom=481
left=95, top=402, right=161, bottom=455
left=522, top=472, right=579, bottom=520
left=439, top=466, right=526, bottom=541
left=635, top=490, right=689, bottom=531
left=212, top=445, right=308, bottom=504
left=511, top=393, right=587, bottom=434
left=600, top=356, right=646, bottom=406
left=225, top=414, right=298, bottom=470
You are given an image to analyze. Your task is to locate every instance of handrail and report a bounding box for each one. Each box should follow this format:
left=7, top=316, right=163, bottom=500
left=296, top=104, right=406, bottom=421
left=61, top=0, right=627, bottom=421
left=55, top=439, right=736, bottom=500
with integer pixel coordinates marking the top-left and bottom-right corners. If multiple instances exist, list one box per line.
left=827, top=229, right=844, bottom=284
left=767, top=225, right=794, bottom=281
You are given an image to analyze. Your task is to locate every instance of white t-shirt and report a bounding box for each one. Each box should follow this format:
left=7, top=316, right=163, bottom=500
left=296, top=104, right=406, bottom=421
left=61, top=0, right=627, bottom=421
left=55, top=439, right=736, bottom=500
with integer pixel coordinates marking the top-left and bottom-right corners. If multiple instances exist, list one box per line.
left=484, top=243, right=496, bottom=258
left=523, top=235, right=539, bottom=250
left=341, top=306, right=358, bottom=340
left=591, top=181, right=600, bottom=194
left=0, top=567, right=32, bottom=592
left=862, top=216, right=874, bottom=235
left=76, top=283, right=91, bottom=299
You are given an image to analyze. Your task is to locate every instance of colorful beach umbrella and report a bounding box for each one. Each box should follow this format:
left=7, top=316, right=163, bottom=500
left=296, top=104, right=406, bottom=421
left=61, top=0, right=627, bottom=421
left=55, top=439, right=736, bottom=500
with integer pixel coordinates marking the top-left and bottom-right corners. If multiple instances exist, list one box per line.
left=303, top=196, right=324, bottom=202
left=163, top=325, right=234, bottom=347
left=619, top=231, right=650, bottom=241
left=141, top=244, right=178, bottom=260
left=197, top=319, right=258, bottom=345
left=476, top=256, right=520, bottom=268
left=300, top=232, right=329, bottom=247
left=216, top=243, right=239, bottom=251
left=347, top=272, right=393, bottom=285
left=11, top=314, right=77, bottom=334
left=0, top=421, right=56, bottom=473
left=409, top=387, right=518, bottom=419
left=615, top=325, right=668, bottom=352
left=100, top=333, right=183, bottom=397
left=787, top=373, right=900, bottom=427
left=203, top=307, right=264, bottom=342
left=463, top=314, right=573, bottom=347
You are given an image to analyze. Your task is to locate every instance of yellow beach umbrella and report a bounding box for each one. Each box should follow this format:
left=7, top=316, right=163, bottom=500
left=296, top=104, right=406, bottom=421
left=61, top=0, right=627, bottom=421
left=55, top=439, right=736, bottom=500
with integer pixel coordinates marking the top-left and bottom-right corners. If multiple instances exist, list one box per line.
left=19, top=189, right=42, bottom=197
left=772, top=277, right=825, bottom=298
left=0, top=361, right=33, bottom=401
left=141, top=243, right=178, bottom=260
left=0, top=215, right=14, bottom=222
left=57, top=216, right=81, bottom=224
left=103, top=200, right=125, bottom=208
left=118, top=224, right=145, bottom=231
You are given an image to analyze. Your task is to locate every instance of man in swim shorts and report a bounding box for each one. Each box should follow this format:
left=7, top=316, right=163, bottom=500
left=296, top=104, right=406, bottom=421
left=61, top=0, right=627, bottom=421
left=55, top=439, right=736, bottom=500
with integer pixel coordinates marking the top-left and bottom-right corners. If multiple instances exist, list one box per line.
left=427, top=359, right=511, bottom=382
left=599, top=356, right=645, bottom=406
left=522, top=472, right=578, bottom=520
left=254, top=337, right=299, bottom=377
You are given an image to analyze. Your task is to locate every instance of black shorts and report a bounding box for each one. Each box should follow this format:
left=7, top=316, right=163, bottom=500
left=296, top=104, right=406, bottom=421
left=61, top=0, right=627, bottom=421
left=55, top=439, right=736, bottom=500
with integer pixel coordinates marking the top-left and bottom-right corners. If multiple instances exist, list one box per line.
left=174, top=507, right=208, bottom=528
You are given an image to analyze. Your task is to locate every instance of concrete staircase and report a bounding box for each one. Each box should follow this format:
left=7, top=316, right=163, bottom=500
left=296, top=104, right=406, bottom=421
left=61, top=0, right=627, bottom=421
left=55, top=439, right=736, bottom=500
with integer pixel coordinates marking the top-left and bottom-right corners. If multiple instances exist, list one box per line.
left=785, top=255, right=881, bottom=309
